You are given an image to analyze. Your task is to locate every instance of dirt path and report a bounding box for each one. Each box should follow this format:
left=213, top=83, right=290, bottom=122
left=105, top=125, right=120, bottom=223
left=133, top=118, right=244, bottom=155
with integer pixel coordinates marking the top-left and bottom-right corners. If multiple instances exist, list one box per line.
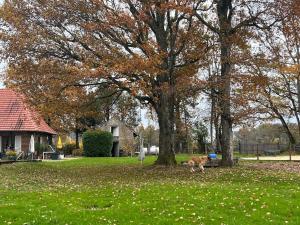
left=241, top=155, right=300, bottom=161
left=246, top=161, right=300, bottom=173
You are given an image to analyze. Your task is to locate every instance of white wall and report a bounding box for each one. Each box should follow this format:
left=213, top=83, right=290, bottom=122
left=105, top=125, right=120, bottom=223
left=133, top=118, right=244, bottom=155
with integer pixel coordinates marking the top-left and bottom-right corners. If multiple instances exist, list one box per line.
left=15, top=136, right=22, bottom=153
left=111, top=126, right=119, bottom=136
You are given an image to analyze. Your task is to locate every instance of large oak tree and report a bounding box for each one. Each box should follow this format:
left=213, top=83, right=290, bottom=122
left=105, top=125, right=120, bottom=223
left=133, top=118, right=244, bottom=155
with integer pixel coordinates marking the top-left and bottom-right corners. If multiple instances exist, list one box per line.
left=0, top=0, right=209, bottom=165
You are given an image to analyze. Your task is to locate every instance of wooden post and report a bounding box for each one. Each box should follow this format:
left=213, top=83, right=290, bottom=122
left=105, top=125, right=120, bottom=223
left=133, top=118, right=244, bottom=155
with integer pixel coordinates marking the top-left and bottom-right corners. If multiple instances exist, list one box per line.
left=256, top=144, right=259, bottom=161
left=289, top=143, right=293, bottom=161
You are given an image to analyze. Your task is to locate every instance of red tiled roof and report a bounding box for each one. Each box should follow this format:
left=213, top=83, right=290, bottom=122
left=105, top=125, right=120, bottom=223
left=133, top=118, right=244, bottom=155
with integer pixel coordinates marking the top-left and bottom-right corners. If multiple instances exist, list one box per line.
left=0, top=89, right=56, bottom=135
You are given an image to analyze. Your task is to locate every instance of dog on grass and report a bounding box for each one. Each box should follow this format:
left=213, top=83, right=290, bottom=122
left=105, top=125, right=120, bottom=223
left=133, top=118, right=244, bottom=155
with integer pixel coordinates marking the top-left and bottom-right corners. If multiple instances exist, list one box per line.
left=187, top=156, right=210, bottom=173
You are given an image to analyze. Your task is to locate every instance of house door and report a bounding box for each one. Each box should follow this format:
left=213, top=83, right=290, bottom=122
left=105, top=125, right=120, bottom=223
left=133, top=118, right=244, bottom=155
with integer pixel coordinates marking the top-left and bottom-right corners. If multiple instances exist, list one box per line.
left=111, top=142, right=119, bottom=157
left=0, top=136, right=2, bottom=152
left=15, top=136, right=22, bottom=153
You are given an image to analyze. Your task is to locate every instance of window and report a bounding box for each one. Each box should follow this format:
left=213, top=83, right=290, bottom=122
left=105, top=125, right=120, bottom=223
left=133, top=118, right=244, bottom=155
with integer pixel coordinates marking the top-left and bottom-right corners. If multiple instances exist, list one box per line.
left=2, top=135, right=15, bottom=151
left=111, top=126, right=119, bottom=137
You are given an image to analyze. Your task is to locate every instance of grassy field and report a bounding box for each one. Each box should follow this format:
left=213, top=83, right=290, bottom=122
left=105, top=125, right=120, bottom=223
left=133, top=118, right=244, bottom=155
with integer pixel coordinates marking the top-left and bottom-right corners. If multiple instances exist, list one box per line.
left=0, top=156, right=300, bottom=225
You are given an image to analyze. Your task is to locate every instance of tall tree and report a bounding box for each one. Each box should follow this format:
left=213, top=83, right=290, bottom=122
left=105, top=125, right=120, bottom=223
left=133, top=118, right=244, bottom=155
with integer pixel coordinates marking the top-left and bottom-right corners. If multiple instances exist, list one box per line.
left=237, top=0, right=300, bottom=145
left=194, top=0, right=278, bottom=166
left=0, top=0, right=209, bottom=165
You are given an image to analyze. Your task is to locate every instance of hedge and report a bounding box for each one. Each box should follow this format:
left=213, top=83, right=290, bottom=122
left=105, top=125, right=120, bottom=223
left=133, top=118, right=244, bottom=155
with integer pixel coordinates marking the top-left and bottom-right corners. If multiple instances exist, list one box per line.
left=62, top=143, right=77, bottom=155
left=82, top=130, right=113, bottom=157
left=72, top=148, right=83, bottom=157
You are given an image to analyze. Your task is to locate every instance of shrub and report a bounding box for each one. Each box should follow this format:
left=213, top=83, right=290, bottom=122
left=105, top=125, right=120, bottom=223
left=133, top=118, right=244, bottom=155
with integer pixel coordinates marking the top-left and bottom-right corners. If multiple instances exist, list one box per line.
left=62, top=143, right=77, bottom=155
left=82, top=130, right=113, bottom=157
left=35, top=143, right=48, bottom=156
left=6, top=150, right=17, bottom=160
left=72, top=148, right=83, bottom=157
left=6, top=150, right=16, bottom=157
left=121, top=138, right=136, bottom=156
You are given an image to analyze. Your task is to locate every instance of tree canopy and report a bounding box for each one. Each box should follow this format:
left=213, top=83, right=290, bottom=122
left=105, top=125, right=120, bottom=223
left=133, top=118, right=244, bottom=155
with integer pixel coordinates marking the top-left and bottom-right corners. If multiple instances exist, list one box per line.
left=1, top=0, right=298, bottom=166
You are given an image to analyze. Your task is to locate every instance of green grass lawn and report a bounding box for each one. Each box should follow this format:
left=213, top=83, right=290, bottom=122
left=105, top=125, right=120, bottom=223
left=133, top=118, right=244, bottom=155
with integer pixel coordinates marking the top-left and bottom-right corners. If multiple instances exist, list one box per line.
left=0, top=156, right=300, bottom=225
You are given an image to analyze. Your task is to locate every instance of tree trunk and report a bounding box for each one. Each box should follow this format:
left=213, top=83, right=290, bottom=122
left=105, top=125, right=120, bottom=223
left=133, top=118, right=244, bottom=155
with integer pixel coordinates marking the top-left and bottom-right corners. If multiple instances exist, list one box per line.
left=219, top=76, right=233, bottom=166
left=210, top=96, right=215, bottom=146
left=105, top=107, right=110, bottom=122
left=274, top=108, right=296, bottom=145
left=282, top=72, right=300, bottom=137
left=266, top=90, right=296, bottom=145
left=155, top=92, right=177, bottom=166
left=175, top=100, right=184, bottom=153
left=217, top=0, right=234, bottom=167
left=297, top=77, right=300, bottom=113
left=280, top=116, right=295, bottom=145
left=46, top=117, right=53, bottom=146
left=295, top=76, right=300, bottom=136
left=75, top=129, right=80, bottom=149
left=296, top=43, right=300, bottom=113
left=184, top=108, right=190, bottom=154
left=214, top=114, right=221, bottom=152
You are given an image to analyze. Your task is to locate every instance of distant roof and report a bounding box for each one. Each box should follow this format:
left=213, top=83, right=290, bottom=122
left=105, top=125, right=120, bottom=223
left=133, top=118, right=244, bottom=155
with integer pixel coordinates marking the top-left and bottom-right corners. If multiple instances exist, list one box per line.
left=0, top=89, right=56, bottom=135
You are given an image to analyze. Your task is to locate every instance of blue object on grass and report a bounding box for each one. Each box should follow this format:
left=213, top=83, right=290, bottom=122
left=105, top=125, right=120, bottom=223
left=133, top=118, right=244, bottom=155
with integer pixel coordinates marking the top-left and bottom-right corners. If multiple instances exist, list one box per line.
left=208, top=153, right=217, bottom=159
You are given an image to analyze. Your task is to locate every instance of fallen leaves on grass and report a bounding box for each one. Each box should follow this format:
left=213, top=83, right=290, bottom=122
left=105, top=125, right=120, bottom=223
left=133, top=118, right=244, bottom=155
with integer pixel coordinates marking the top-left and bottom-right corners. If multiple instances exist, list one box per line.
left=0, top=160, right=300, bottom=224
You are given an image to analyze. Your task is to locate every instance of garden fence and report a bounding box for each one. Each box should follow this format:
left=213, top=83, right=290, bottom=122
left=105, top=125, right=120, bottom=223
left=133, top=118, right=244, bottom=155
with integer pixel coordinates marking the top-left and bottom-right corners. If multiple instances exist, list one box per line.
left=236, top=143, right=289, bottom=155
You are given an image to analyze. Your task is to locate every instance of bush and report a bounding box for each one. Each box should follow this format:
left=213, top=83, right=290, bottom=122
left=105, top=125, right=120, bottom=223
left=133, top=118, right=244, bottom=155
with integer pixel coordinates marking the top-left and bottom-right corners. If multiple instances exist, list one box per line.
left=6, top=150, right=16, bottom=157
left=72, top=148, right=83, bottom=157
left=62, top=143, right=77, bottom=155
left=35, top=143, right=48, bottom=156
left=121, top=138, right=136, bottom=156
left=82, top=130, right=113, bottom=157
left=6, top=150, right=17, bottom=160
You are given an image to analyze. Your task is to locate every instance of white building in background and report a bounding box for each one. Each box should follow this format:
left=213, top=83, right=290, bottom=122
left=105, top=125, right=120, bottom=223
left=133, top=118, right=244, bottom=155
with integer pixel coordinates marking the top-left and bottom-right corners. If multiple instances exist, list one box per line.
left=101, top=118, right=137, bottom=157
